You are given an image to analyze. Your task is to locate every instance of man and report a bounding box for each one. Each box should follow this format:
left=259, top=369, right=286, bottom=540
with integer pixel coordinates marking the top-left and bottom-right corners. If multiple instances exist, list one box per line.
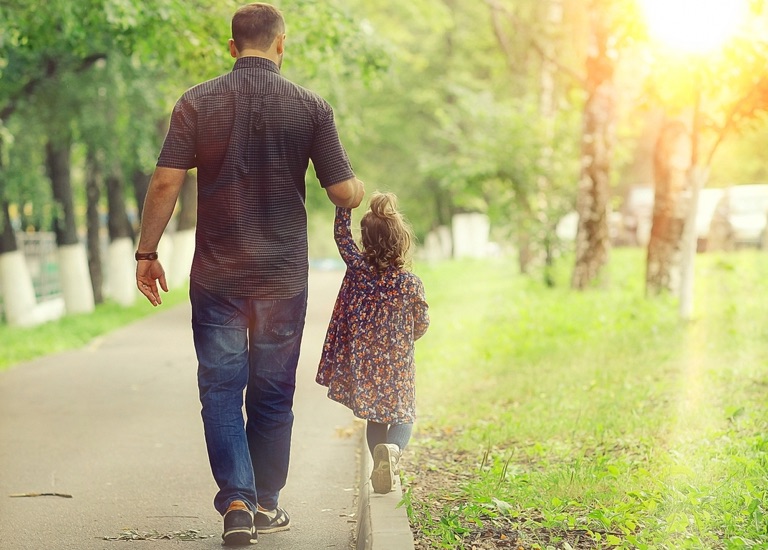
left=135, top=3, right=364, bottom=546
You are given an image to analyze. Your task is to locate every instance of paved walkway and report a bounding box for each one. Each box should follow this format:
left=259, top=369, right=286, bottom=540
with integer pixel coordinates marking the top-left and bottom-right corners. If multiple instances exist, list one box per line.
left=0, top=270, right=412, bottom=550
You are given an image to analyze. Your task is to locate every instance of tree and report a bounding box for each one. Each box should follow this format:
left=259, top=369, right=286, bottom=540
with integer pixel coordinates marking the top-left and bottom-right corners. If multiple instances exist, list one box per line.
left=641, top=8, right=768, bottom=317
left=341, top=0, right=576, bottom=263
left=0, top=0, right=232, bottom=318
left=646, top=119, right=690, bottom=295
left=487, top=0, right=582, bottom=278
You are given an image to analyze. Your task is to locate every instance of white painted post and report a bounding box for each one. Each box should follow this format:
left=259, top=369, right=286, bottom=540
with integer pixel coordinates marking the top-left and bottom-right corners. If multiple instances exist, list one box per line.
left=452, top=213, right=490, bottom=259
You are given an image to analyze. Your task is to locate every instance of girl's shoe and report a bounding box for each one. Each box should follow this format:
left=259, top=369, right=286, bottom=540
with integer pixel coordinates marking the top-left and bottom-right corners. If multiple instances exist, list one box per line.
left=371, top=443, right=400, bottom=494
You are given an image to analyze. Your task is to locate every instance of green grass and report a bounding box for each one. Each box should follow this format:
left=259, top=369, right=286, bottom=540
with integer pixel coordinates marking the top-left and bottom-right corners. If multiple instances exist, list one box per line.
left=407, top=250, right=768, bottom=549
left=0, top=286, right=189, bottom=372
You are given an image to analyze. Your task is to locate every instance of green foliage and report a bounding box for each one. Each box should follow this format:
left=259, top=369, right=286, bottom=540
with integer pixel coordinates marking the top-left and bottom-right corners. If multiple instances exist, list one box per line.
left=0, top=0, right=233, bottom=228
left=1, top=0, right=767, bottom=278
left=281, top=0, right=391, bottom=91
left=0, top=110, right=51, bottom=230
left=0, top=0, right=389, bottom=239
left=330, top=0, right=585, bottom=243
left=408, top=250, right=768, bottom=548
left=708, top=122, right=768, bottom=185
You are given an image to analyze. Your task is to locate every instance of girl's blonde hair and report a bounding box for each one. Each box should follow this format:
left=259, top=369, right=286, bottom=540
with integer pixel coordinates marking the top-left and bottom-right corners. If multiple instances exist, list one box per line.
left=360, top=192, right=414, bottom=271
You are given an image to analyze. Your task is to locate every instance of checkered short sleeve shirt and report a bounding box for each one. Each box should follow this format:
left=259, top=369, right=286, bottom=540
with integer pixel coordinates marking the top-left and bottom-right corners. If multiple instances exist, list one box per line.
left=157, top=56, right=355, bottom=298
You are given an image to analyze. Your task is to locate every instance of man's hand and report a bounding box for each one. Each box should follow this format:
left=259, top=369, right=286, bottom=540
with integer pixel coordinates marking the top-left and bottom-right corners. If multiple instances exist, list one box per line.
left=136, top=259, right=168, bottom=306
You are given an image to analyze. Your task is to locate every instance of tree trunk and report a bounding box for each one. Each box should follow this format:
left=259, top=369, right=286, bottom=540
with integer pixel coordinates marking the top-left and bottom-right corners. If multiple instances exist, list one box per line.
left=85, top=148, right=104, bottom=304
left=517, top=232, right=533, bottom=275
left=0, top=144, right=18, bottom=254
left=646, top=120, right=692, bottom=296
left=0, top=160, right=42, bottom=327
left=132, top=169, right=150, bottom=227
left=538, top=0, right=562, bottom=285
left=571, top=17, right=615, bottom=290
left=0, top=198, right=39, bottom=326
left=106, top=172, right=135, bottom=242
left=46, top=137, right=95, bottom=314
left=47, top=139, right=79, bottom=246
left=105, top=169, right=138, bottom=306
left=0, top=200, right=17, bottom=254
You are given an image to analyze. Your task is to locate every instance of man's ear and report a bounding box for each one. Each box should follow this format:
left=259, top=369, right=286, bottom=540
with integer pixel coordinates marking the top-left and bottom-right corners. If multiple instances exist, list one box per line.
left=275, top=33, right=286, bottom=55
left=228, top=38, right=238, bottom=58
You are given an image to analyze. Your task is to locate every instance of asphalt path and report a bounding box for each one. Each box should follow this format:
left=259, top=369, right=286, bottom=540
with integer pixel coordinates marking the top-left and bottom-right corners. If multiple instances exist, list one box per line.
left=0, top=270, right=360, bottom=550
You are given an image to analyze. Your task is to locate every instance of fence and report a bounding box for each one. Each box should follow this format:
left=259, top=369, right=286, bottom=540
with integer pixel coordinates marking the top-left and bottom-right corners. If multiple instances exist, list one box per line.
left=17, top=232, right=62, bottom=301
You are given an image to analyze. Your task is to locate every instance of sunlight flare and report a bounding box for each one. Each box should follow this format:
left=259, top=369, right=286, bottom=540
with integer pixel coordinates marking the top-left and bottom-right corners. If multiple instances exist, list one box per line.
left=639, top=0, right=749, bottom=54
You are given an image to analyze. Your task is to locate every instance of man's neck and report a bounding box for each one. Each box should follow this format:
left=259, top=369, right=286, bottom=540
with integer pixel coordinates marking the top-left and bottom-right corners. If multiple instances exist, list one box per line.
left=237, top=49, right=278, bottom=65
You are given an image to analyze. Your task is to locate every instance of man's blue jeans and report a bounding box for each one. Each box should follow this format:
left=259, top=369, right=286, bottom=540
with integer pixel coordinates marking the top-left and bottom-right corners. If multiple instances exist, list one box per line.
left=190, top=282, right=307, bottom=516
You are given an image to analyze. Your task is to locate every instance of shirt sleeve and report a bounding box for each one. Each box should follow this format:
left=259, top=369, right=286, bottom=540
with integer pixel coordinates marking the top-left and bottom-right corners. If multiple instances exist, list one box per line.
left=156, top=95, right=198, bottom=170
left=311, top=105, right=355, bottom=188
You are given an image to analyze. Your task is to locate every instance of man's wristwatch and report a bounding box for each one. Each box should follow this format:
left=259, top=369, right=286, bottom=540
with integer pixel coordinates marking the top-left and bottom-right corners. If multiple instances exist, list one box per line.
left=135, top=251, right=159, bottom=261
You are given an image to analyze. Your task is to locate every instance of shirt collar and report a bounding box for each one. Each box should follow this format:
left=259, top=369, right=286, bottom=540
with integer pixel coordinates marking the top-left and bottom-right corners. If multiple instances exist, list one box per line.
left=232, top=56, right=280, bottom=74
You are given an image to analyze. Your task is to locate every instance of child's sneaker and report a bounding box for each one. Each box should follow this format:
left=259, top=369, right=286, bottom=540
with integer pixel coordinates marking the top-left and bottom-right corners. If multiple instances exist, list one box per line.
left=254, top=505, right=290, bottom=533
left=371, top=443, right=400, bottom=494
left=222, top=500, right=255, bottom=546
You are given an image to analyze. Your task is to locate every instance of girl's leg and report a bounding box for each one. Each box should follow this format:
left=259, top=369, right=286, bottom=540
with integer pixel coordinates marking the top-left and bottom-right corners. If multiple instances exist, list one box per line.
left=386, top=423, right=413, bottom=451
left=370, top=422, right=412, bottom=494
left=366, top=421, right=389, bottom=456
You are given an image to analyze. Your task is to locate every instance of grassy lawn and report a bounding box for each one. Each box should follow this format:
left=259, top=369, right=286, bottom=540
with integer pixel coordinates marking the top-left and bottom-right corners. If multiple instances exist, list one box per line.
left=407, top=250, right=768, bottom=549
left=0, top=286, right=189, bottom=372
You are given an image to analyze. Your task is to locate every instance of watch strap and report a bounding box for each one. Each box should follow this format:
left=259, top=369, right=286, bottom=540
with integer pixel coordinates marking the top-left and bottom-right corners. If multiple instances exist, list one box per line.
left=135, top=251, right=159, bottom=261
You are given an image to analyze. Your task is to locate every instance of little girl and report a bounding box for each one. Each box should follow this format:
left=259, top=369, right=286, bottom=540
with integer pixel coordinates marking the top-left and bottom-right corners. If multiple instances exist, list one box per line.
left=316, top=192, right=429, bottom=494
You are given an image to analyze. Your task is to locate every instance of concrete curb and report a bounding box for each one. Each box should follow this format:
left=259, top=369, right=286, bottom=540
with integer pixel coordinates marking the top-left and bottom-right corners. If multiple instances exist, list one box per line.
left=356, top=431, right=416, bottom=550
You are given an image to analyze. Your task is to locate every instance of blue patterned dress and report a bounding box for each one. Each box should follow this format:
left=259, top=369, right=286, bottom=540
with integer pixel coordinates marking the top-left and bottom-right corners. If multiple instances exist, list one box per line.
left=316, top=207, right=430, bottom=424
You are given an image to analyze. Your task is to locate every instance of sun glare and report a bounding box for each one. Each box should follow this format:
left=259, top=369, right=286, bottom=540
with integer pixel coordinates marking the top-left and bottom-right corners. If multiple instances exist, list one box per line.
left=640, top=0, right=749, bottom=54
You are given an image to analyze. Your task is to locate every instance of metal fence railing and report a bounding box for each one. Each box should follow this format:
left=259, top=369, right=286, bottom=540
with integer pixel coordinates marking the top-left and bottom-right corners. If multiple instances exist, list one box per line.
left=17, top=232, right=62, bottom=301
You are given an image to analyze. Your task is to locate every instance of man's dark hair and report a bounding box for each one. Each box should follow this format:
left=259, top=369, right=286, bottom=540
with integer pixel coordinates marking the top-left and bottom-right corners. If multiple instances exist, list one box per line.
left=232, top=3, right=285, bottom=52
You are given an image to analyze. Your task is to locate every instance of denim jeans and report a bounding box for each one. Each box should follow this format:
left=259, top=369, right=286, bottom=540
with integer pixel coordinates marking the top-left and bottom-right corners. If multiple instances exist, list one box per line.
left=190, top=281, right=308, bottom=516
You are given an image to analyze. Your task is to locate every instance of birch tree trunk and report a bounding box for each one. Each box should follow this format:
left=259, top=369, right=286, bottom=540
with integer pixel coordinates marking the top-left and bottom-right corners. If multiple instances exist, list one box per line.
left=645, top=119, right=692, bottom=295
left=571, top=14, right=615, bottom=289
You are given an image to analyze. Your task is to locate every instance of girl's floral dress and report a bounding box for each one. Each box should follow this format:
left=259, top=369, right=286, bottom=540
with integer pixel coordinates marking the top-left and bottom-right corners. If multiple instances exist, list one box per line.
left=316, top=207, right=429, bottom=424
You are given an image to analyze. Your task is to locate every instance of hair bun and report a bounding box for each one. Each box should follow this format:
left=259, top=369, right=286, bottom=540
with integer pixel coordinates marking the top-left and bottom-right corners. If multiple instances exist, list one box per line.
left=369, top=192, right=398, bottom=219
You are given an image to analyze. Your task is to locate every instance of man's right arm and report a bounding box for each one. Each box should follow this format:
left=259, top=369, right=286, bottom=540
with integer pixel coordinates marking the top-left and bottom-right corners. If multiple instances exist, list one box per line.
left=325, top=177, right=365, bottom=208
